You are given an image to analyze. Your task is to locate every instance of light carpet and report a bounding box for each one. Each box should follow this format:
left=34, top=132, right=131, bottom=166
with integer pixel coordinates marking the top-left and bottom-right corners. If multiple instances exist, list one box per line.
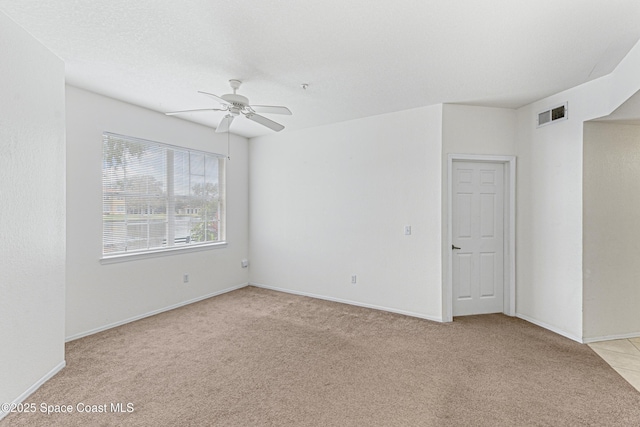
left=3, top=286, right=640, bottom=426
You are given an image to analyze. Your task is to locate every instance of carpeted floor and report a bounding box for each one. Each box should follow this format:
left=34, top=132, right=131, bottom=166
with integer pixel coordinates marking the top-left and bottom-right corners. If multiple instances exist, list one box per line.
left=3, top=286, right=640, bottom=426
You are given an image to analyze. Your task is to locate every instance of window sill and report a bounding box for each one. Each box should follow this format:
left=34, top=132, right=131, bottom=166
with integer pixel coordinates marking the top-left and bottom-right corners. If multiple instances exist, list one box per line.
left=100, top=241, right=228, bottom=264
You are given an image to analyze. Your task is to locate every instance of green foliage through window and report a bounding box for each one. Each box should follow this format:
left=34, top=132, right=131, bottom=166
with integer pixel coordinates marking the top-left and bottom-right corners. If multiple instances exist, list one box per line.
left=102, top=133, right=225, bottom=256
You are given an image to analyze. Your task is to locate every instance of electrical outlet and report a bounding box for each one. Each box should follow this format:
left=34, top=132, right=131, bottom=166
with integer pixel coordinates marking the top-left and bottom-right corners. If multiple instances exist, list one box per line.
left=241, top=259, right=249, bottom=268
left=404, top=225, right=412, bottom=235
left=351, top=275, right=357, bottom=284
left=183, top=273, right=189, bottom=283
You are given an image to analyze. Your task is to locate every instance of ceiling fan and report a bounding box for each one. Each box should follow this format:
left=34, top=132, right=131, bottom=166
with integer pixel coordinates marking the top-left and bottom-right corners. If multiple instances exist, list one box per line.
left=166, top=79, right=292, bottom=132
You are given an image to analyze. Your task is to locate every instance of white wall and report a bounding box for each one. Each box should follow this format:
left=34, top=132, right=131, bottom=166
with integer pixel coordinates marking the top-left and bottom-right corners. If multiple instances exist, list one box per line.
left=249, top=105, right=444, bottom=320
left=65, top=86, right=250, bottom=339
left=515, top=38, right=640, bottom=342
left=515, top=95, right=587, bottom=341
left=442, top=104, right=517, bottom=156
left=0, top=12, right=66, bottom=414
left=583, top=121, right=640, bottom=340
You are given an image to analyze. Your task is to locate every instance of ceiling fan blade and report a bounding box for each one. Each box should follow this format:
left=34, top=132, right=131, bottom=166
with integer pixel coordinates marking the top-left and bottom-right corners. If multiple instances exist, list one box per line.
left=250, top=105, right=292, bottom=115
left=198, top=91, right=231, bottom=106
left=215, top=115, right=234, bottom=133
left=165, top=108, right=224, bottom=115
left=245, top=112, right=285, bottom=132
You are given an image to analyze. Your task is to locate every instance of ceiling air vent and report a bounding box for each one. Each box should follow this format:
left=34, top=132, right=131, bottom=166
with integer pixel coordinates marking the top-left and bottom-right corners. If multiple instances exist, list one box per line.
left=537, top=102, right=568, bottom=128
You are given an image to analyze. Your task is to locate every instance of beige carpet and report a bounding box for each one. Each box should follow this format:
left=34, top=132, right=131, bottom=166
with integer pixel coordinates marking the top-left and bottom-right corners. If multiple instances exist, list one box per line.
left=3, top=286, right=640, bottom=426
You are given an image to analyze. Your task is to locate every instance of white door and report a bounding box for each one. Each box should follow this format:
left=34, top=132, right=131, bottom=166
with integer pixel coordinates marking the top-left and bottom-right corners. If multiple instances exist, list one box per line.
left=452, top=161, right=504, bottom=316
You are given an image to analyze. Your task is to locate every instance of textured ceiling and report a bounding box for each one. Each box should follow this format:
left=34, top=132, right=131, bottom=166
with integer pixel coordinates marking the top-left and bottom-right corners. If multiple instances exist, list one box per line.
left=1, top=0, right=640, bottom=137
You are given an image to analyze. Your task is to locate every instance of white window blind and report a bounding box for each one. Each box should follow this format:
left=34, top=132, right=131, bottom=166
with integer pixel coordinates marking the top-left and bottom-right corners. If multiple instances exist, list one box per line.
left=102, top=132, right=225, bottom=257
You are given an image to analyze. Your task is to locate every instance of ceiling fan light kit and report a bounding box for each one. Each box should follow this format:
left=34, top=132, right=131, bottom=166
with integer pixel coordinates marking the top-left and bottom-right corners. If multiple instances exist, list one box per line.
left=166, top=79, right=292, bottom=133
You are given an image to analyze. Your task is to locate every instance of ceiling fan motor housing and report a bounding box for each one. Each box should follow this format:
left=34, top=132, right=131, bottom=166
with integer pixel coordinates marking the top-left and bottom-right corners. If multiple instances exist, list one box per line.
left=222, top=93, right=248, bottom=116
left=221, top=93, right=249, bottom=107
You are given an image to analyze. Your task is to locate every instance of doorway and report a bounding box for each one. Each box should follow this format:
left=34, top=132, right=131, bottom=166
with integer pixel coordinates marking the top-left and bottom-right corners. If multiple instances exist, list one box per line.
left=444, top=154, right=516, bottom=322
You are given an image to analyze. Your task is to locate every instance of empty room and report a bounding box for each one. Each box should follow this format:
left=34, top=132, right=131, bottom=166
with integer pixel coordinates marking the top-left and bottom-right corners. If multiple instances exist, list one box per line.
left=2, top=1, right=640, bottom=425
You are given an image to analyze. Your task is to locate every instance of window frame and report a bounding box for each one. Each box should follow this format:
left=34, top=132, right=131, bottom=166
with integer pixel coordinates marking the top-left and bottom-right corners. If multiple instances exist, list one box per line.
left=100, top=132, right=227, bottom=263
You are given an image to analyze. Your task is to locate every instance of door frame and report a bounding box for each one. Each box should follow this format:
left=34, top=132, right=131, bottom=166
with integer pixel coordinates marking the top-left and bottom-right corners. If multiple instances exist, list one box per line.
left=444, top=154, right=516, bottom=322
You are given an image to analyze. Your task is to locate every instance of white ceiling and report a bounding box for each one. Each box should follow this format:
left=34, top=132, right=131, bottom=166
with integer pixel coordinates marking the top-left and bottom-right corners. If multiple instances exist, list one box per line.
left=1, top=0, right=640, bottom=138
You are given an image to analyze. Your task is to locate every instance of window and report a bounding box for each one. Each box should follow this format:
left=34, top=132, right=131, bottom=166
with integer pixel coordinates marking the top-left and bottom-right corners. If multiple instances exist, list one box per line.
left=102, top=132, right=225, bottom=258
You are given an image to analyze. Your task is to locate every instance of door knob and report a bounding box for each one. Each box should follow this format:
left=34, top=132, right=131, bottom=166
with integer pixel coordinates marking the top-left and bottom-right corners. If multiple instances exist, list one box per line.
left=452, top=245, right=461, bottom=250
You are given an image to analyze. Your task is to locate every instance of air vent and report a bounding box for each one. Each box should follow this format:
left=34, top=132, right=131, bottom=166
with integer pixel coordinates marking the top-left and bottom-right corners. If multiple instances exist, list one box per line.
left=538, top=110, right=551, bottom=126
left=537, top=102, right=568, bottom=128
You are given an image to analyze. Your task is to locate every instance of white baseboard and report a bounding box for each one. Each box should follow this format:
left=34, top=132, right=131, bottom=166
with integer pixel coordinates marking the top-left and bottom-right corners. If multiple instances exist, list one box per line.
left=250, top=282, right=443, bottom=323
left=516, top=313, right=583, bottom=343
left=0, top=360, right=66, bottom=422
left=583, top=332, right=640, bottom=344
left=65, top=282, right=249, bottom=342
